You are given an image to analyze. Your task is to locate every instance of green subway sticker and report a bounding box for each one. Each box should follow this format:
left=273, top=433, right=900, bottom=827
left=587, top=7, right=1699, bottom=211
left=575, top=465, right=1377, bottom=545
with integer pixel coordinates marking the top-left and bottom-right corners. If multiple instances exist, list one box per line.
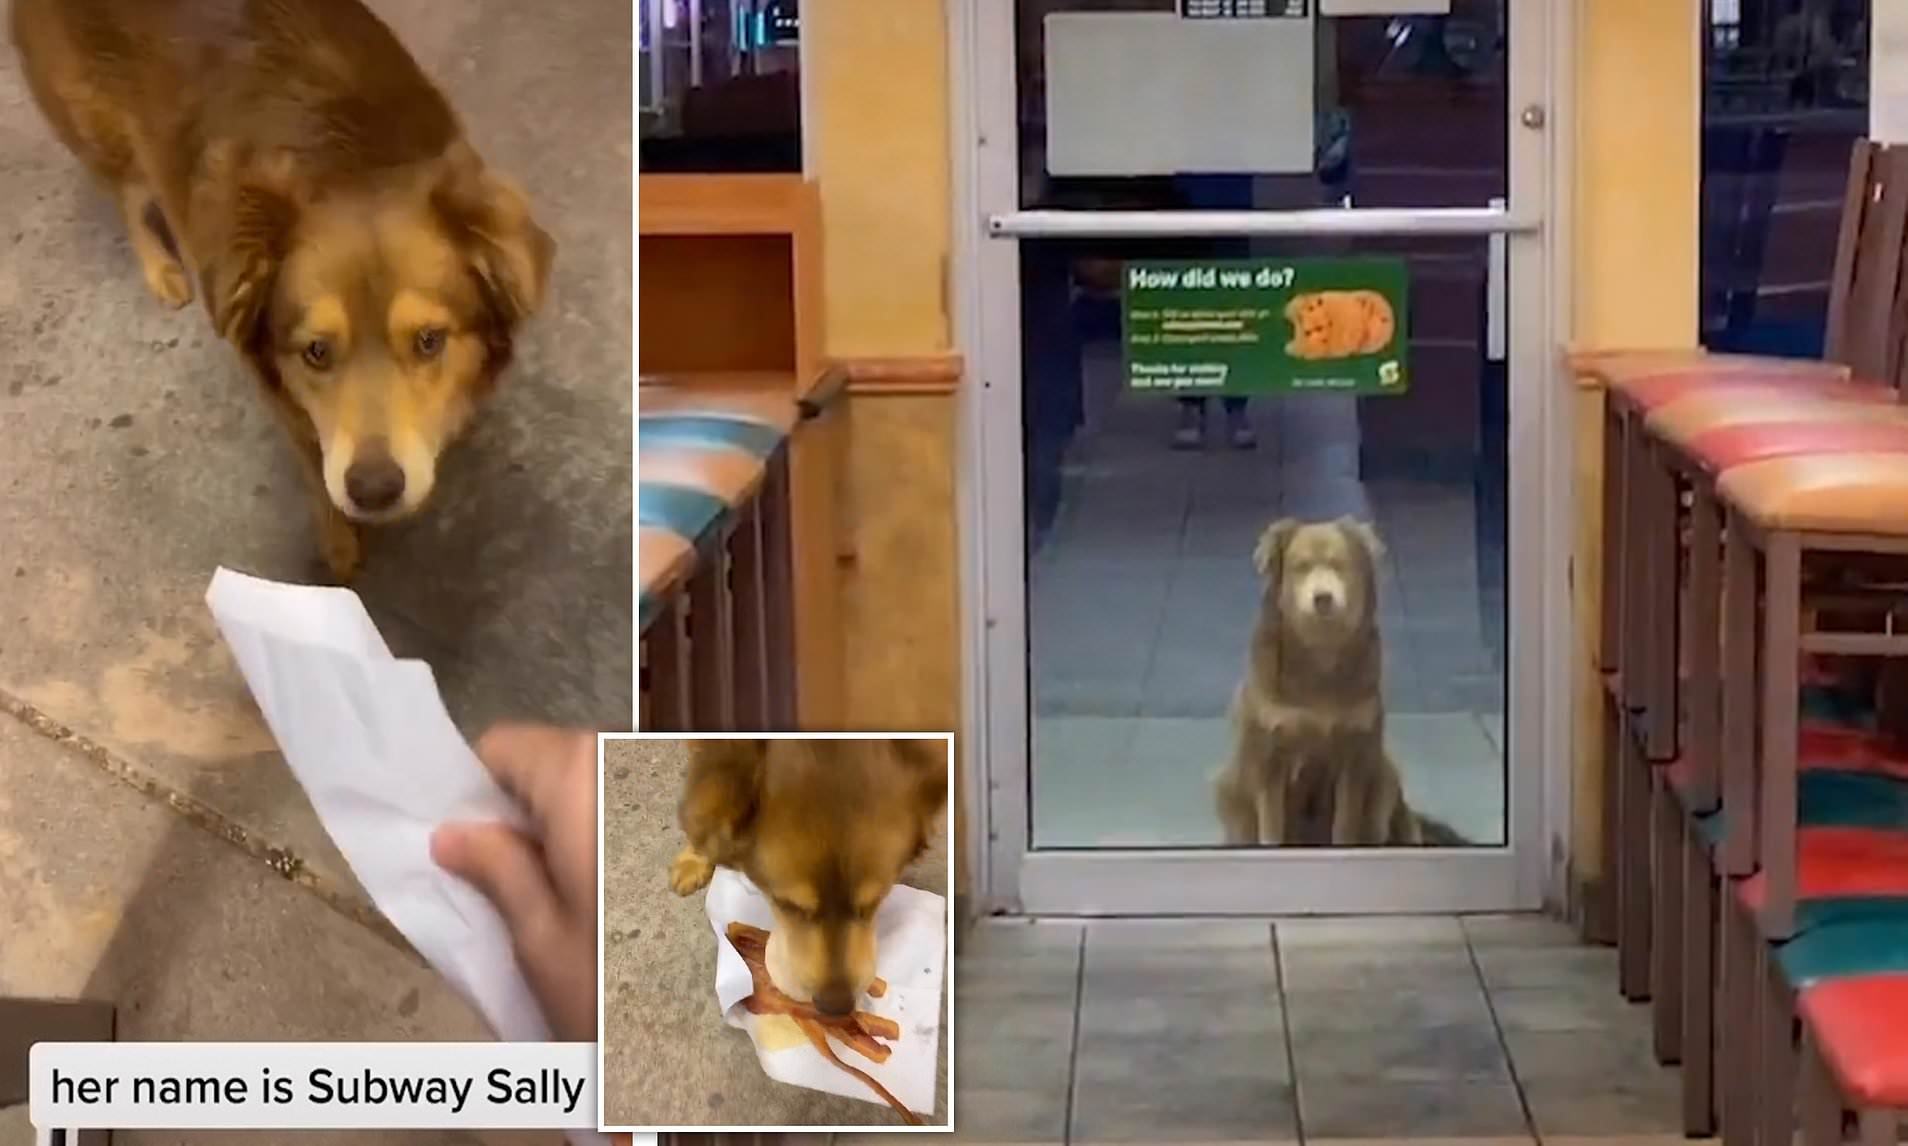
left=1122, top=257, right=1410, bottom=397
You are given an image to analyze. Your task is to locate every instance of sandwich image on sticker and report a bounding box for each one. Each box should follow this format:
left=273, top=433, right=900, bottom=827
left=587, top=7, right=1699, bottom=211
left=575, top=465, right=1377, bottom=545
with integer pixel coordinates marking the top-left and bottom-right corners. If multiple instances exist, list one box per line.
left=1284, top=290, right=1397, bottom=360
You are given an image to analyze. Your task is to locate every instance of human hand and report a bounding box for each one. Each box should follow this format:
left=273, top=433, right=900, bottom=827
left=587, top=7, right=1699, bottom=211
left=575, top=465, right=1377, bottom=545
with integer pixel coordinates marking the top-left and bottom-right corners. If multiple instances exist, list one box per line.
left=430, top=722, right=599, bottom=1041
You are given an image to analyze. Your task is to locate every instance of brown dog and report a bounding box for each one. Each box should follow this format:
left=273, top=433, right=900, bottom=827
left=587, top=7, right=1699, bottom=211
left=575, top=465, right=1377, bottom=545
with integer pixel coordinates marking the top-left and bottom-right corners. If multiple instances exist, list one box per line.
left=668, top=739, right=947, bottom=1017
left=1213, top=517, right=1465, bottom=847
left=11, top=0, right=554, bottom=579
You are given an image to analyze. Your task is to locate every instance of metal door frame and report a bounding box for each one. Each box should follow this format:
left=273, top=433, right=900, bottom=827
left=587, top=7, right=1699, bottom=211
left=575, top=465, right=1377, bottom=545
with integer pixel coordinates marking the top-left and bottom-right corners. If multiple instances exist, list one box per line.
left=950, top=0, right=1577, bottom=915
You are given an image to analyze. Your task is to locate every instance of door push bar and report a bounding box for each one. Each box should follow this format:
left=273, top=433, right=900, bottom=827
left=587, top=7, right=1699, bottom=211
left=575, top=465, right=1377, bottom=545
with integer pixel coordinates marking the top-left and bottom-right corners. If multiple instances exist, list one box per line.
left=987, top=206, right=1540, bottom=239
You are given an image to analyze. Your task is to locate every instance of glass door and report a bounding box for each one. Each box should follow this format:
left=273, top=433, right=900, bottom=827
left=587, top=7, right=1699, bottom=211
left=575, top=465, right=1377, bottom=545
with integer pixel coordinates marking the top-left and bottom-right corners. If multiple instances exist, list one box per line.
left=957, top=0, right=1567, bottom=914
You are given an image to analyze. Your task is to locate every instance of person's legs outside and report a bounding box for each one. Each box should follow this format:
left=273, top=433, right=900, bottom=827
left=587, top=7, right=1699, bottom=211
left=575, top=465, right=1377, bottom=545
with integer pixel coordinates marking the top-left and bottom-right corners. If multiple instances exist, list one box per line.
left=1222, top=397, right=1255, bottom=449
left=1173, top=397, right=1253, bottom=450
left=1174, top=397, right=1207, bottom=449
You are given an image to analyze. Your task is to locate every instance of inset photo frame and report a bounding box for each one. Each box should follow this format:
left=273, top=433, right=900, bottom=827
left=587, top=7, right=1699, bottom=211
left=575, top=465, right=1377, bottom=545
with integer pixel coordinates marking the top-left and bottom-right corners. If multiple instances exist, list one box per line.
left=595, top=733, right=955, bottom=1133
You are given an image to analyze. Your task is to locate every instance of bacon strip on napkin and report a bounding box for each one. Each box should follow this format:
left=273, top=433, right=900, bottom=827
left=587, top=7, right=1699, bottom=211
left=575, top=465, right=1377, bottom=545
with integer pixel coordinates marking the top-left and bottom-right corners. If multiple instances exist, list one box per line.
left=724, top=921, right=920, bottom=1123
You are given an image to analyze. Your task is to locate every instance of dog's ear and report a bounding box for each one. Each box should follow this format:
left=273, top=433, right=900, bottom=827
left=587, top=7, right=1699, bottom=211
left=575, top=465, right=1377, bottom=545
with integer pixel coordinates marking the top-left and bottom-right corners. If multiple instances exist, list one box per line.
left=890, top=738, right=950, bottom=820
left=200, top=184, right=298, bottom=368
left=1253, top=518, right=1300, bottom=579
left=1339, top=516, right=1387, bottom=562
left=887, top=739, right=948, bottom=866
left=434, top=151, right=556, bottom=332
left=678, top=739, right=769, bottom=863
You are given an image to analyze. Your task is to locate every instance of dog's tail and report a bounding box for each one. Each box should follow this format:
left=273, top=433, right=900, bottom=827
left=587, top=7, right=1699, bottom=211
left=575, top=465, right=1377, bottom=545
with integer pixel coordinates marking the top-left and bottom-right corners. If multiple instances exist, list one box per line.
left=1412, top=814, right=1470, bottom=847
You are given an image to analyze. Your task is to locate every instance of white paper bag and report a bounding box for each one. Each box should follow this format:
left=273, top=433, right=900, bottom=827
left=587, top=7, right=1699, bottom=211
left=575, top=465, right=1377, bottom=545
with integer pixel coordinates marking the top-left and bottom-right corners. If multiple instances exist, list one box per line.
left=204, top=568, right=610, bottom=1145
left=706, top=867, right=946, bottom=1121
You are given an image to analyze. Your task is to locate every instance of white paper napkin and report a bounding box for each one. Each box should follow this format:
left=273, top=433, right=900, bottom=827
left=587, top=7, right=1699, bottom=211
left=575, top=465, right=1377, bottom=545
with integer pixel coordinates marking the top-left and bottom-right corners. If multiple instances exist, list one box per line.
left=706, top=867, right=947, bottom=1121
left=204, top=568, right=610, bottom=1146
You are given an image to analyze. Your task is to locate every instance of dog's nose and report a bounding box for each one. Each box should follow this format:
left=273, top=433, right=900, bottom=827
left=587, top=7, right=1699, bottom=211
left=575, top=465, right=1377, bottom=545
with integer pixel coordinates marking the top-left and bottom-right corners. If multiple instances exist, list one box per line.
left=1312, top=590, right=1337, bottom=614
left=345, top=452, right=406, bottom=513
left=813, top=984, right=856, bottom=1017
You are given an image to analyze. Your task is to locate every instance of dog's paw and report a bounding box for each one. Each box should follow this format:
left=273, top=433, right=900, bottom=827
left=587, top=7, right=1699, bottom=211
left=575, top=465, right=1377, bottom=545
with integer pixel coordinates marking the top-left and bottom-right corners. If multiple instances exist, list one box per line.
left=318, top=519, right=364, bottom=583
left=668, top=847, right=715, bottom=896
left=142, top=260, right=194, bottom=310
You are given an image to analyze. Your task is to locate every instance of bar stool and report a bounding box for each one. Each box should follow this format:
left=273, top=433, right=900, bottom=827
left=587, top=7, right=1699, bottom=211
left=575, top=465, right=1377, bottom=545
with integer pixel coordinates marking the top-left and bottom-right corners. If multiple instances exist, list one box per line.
left=1588, top=358, right=1860, bottom=1006
left=1583, top=140, right=1908, bottom=1023
left=1589, top=135, right=1899, bottom=715
left=1591, top=135, right=1896, bottom=699
left=1626, top=382, right=1898, bottom=970
left=1618, top=399, right=1908, bottom=1136
left=1711, top=453, right=1908, bottom=1145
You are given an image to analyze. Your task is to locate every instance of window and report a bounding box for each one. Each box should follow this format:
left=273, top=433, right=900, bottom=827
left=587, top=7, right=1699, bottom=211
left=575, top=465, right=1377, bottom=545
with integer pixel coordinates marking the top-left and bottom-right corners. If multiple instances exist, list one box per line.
left=638, top=0, right=802, bottom=173
left=1701, top=0, right=1870, bottom=357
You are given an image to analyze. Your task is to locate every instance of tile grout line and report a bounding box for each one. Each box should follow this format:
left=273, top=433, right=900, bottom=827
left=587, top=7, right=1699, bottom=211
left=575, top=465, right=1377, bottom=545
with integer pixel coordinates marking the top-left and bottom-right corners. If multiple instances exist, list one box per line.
left=1271, top=921, right=1308, bottom=1146
left=1134, top=443, right=1204, bottom=710
left=1463, top=917, right=1543, bottom=1145
left=1062, top=925, right=1088, bottom=1146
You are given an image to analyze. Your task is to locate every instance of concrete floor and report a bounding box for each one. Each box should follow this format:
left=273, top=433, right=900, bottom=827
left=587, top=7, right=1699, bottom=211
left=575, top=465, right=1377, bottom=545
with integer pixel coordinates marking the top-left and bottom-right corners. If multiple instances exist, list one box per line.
left=0, top=719, right=555, bottom=1146
left=600, top=740, right=951, bottom=1128
left=0, top=0, right=631, bottom=1128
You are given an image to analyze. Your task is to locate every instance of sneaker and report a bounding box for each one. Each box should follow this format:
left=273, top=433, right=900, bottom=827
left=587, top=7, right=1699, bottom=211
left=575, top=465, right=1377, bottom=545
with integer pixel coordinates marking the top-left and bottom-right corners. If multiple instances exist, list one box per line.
left=1171, top=404, right=1205, bottom=450
left=1225, top=410, right=1257, bottom=450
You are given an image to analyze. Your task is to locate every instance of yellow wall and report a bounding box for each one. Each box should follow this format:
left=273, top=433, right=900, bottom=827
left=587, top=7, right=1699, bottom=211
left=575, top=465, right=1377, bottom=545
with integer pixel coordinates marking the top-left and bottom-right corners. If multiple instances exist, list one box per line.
left=804, top=0, right=968, bottom=907
left=1572, top=0, right=1702, bottom=349
left=1566, top=0, right=1701, bottom=921
left=807, top=0, right=954, bottom=355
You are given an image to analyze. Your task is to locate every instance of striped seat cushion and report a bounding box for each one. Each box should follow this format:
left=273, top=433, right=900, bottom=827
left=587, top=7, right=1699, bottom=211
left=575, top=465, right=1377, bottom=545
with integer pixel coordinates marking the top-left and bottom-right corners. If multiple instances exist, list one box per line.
left=636, top=389, right=797, bottom=632
left=1736, top=829, right=1908, bottom=932
left=1578, top=350, right=1847, bottom=398
left=1625, top=369, right=1880, bottom=413
left=1798, top=973, right=1908, bottom=1107
left=1685, top=417, right=1908, bottom=472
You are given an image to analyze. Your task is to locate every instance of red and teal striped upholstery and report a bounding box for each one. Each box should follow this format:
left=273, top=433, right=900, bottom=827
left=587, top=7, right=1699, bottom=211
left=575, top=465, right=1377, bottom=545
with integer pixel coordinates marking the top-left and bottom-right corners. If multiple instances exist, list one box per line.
left=637, top=382, right=798, bottom=630
left=1710, top=680, right=1908, bottom=1109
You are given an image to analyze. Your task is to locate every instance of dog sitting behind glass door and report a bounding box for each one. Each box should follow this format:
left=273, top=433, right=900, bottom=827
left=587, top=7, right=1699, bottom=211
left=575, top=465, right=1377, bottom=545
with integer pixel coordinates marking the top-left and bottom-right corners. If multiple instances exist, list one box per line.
left=1213, top=517, right=1466, bottom=847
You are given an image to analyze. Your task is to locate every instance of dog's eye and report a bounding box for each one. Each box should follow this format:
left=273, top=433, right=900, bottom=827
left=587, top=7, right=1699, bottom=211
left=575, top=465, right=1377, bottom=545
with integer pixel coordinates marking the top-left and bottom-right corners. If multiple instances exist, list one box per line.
left=301, top=339, right=332, bottom=371
left=414, top=327, right=446, bottom=359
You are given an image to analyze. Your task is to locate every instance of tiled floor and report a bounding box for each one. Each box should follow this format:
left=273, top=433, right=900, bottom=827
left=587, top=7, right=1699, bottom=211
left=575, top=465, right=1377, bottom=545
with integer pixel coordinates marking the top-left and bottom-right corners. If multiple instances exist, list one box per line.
left=937, top=914, right=1689, bottom=1145
left=1028, top=344, right=1508, bottom=846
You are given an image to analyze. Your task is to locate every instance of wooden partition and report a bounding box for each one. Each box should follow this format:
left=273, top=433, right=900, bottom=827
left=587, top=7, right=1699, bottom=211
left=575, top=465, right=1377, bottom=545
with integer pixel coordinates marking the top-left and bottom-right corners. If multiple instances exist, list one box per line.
left=639, top=175, right=827, bottom=388
left=639, top=175, right=848, bottom=729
